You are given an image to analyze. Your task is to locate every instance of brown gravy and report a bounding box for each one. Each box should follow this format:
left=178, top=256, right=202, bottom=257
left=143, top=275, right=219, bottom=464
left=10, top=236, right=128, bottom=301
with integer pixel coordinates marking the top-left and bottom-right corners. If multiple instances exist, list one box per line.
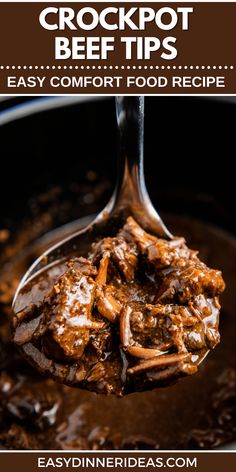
left=0, top=214, right=235, bottom=449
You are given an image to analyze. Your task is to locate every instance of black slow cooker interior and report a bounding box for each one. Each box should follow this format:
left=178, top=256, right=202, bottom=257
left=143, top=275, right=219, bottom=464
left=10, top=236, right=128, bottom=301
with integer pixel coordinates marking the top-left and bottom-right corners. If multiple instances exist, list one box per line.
left=0, top=96, right=234, bottom=236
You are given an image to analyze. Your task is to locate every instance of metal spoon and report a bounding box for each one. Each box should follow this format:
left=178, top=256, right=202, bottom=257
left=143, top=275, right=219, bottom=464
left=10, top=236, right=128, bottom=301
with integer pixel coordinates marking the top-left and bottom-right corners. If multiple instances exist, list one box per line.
left=13, top=96, right=172, bottom=313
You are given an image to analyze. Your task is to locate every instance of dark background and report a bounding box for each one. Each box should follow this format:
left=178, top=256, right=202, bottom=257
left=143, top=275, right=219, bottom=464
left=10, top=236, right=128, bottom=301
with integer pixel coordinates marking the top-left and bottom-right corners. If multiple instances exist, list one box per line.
left=0, top=96, right=235, bottom=238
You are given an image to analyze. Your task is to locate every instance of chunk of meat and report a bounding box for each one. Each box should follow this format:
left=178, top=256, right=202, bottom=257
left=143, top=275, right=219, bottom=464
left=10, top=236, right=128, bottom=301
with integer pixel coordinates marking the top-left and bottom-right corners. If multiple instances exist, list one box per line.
left=90, top=235, right=138, bottom=282
left=130, top=297, right=220, bottom=354
left=45, top=268, right=105, bottom=359
left=120, top=216, right=157, bottom=252
left=14, top=313, right=46, bottom=345
left=111, top=237, right=138, bottom=281
left=147, top=237, right=197, bottom=269
left=67, top=257, right=98, bottom=277
left=157, top=260, right=225, bottom=303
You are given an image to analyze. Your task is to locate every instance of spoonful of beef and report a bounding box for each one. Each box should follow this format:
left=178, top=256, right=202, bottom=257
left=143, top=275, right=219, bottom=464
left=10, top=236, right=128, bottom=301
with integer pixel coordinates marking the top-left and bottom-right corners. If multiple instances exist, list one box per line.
left=12, top=97, right=225, bottom=396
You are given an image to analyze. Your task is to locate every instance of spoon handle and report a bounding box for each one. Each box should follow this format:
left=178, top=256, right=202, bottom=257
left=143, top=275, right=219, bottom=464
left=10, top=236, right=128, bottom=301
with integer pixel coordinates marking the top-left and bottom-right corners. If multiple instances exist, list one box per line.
left=106, top=96, right=171, bottom=237
left=116, top=96, right=144, bottom=179
left=110, top=96, right=146, bottom=212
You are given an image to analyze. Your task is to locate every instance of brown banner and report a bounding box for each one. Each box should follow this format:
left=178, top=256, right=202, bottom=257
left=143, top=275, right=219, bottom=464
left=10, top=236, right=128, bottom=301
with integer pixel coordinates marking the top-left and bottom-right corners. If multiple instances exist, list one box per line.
left=0, top=451, right=235, bottom=472
left=0, top=2, right=235, bottom=94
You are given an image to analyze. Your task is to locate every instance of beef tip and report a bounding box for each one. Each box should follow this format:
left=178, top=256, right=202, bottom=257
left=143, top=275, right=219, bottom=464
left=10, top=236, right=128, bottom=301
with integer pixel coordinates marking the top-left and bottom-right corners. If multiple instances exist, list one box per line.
left=14, top=312, right=46, bottom=345
left=67, top=257, right=98, bottom=277
left=157, top=260, right=225, bottom=304
left=111, top=237, right=138, bottom=281
left=131, top=297, right=220, bottom=354
left=190, top=295, right=220, bottom=349
left=45, top=268, right=105, bottom=359
left=89, top=237, right=114, bottom=261
left=120, top=216, right=157, bottom=252
left=147, top=237, right=197, bottom=269
left=130, top=304, right=198, bottom=350
left=90, top=235, right=138, bottom=282
left=183, top=298, right=219, bottom=352
left=120, top=218, right=194, bottom=268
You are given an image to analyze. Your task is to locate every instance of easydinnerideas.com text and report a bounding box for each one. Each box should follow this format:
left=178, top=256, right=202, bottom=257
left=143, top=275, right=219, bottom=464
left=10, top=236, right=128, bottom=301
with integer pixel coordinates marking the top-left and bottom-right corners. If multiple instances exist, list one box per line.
left=37, top=456, right=197, bottom=469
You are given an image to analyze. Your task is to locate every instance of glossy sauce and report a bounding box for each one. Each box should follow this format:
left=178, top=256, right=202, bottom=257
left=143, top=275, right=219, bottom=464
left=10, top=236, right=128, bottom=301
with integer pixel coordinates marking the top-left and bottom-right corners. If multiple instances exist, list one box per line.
left=0, top=215, right=235, bottom=449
